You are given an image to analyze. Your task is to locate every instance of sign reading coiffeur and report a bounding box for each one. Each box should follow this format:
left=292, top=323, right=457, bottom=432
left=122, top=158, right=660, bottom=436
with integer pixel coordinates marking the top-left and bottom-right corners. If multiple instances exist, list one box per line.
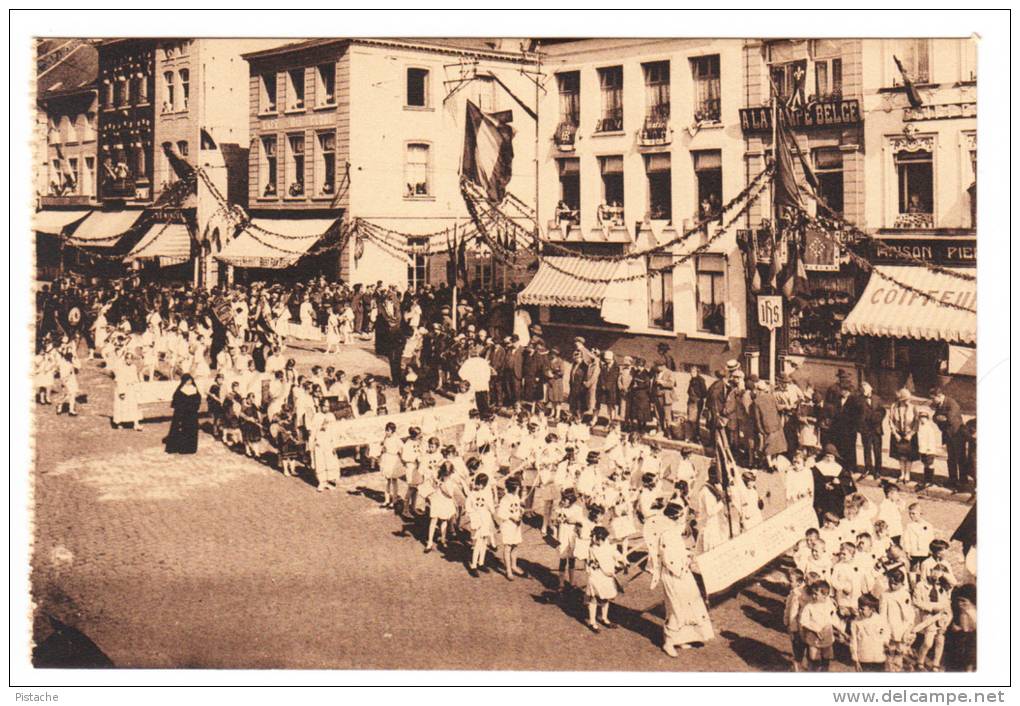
left=739, top=98, right=862, bottom=133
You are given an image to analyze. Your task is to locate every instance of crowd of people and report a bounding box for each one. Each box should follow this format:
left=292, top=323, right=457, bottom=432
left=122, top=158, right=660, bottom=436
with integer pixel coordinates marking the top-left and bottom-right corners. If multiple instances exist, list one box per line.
left=32, top=272, right=975, bottom=667
left=783, top=484, right=976, bottom=672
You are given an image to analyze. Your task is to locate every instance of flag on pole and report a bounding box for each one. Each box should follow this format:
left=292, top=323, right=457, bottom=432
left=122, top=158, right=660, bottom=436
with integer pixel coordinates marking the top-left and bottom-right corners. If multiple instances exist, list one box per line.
left=893, top=55, right=924, bottom=108
left=461, top=100, right=514, bottom=204
left=772, top=99, right=803, bottom=213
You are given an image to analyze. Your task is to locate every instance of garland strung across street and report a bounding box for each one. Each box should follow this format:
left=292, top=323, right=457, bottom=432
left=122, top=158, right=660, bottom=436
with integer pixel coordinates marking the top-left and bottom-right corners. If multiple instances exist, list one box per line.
left=535, top=165, right=773, bottom=262
left=529, top=172, right=772, bottom=285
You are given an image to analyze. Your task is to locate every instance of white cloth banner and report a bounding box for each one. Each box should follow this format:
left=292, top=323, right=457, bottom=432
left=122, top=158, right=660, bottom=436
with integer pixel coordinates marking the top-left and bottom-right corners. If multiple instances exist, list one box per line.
left=129, top=372, right=270, bottom=408
left=695, top=498, right=818, bottom=595
left=327, top=401, right=473, bottom=449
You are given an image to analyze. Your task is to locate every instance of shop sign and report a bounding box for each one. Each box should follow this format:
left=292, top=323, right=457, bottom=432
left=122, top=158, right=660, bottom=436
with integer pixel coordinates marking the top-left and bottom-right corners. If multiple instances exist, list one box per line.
left=903, top=102, right=977, bottom=122
left=739, top=98, right=862, bottom=133
left=873, top=237, right=977, bottom=267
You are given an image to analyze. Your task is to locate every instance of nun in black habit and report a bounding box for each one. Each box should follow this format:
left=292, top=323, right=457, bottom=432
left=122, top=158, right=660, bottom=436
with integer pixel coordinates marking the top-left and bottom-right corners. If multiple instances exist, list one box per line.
left=165, top=374, right=202, bottom=454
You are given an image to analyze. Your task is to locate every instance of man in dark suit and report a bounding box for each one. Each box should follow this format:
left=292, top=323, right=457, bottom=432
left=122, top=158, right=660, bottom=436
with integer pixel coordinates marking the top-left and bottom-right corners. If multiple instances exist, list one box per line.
left=505, top=334, right=524, bottom=408
left=855, top=381, right=886, bottom=480
left=596, top=350, right=621, bottom=426
left=704, top=368, right=730, bottom=446
left=931, top=387, right=965, bottom=488
left=828, top=383, right=861, bottom=473
left=685, top=365, right=708, bottom=443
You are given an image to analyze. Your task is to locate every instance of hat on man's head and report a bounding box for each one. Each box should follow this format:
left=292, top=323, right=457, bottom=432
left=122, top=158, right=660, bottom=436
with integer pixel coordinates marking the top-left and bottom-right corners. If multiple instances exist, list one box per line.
left=726, top=359, right=740, bottom=373
left=896, top=388, right=912, bottom=402
left=755, top=379, right=770, bottom=392
left=837, top=368, right=852, bottom=379
left=929, top=386, right=944, bottom=397
left=657, top=342, right=671, bottom=352
left=440, top=306, right=451, bottom=313
left=573, top=336, right=586, bottom=345
left=586, top=450, right=600, bottom=464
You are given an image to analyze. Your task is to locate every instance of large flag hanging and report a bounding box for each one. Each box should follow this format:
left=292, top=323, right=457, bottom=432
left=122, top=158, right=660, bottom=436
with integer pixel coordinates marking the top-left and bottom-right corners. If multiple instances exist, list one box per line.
left=163, top=141, right=195, bottom=180
left=772, top=100, right=803, bottom=213
left=462, top=100, right=514, bottom=204
left=893, top=55, right=924, bottom=108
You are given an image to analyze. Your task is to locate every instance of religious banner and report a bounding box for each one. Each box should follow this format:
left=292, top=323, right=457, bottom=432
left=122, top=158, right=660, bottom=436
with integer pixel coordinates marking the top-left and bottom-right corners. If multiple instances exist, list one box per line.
left=695, top=498, right=818, bottom=595
left=803, top=224, right=840, bottom=271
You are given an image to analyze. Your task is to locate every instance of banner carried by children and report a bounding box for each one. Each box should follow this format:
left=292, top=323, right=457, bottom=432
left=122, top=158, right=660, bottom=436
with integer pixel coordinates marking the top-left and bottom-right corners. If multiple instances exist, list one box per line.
left=696, top=498, right=819, bottom=596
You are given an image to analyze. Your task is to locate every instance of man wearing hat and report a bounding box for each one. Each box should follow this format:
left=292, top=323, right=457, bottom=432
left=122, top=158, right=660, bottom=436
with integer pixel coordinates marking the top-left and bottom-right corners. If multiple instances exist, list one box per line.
left=752, top=378, right=787, bottom=468
left=487, top=334, right=507, bottom=409
left=596, top=350, right=621, bottom=426
left=656, top=341, right=678, bottom=372
left=505, top=334, right=524, bottom=408
left=930, top=386, right=965, bottom=488
left=685, top=365, right=707, bottom=443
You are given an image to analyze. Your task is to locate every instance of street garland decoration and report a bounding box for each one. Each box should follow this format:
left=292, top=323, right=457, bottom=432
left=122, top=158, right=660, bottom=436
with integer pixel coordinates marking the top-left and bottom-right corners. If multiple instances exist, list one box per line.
left=535, top=165, right=773, bottom=262
left=528, top=174, right=771, bottom=285
left=461, top=183, right=539, bottom=272
left=842, top=246, right=977, bottom=314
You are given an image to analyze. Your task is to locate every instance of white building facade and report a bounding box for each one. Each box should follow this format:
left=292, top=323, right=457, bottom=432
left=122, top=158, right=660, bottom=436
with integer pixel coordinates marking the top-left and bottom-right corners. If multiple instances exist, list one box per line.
left=528, top=38, right=749, bottom=368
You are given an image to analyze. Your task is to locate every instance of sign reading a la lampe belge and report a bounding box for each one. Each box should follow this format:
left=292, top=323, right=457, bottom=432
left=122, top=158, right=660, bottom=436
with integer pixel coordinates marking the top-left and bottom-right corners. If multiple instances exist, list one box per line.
left=739, top=98, right=862, bottom=133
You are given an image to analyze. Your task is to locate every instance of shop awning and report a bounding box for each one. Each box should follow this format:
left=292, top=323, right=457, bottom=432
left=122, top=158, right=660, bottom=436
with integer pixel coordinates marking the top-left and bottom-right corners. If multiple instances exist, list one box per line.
left=124, top=223, right=193, bottom=265
left=518, top=256, right=620, bottom=308
left=215, top=217, right=338, bottom=269
left=519, top=256, right=649, bottom=325
left=33, top=209, right=91, bottom=235
left=841, top=265, right=976, bottom=344
left=65, top=209, right=144, bottom=247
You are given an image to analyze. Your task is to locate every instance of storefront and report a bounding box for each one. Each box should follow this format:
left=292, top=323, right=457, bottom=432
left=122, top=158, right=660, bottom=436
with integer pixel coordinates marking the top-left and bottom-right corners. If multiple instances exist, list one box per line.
left=842, top=263, right=976, bottom=410
left=214, top=216, right=343, bottom=285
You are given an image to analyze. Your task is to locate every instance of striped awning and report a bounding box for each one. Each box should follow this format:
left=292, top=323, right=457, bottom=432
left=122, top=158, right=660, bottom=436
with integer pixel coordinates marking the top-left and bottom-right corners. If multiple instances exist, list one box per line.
left=65, top=209, right=144, bottom=247
left=215, top=217, right=338, bottom=269
left=518, top=256, right=622, bottom=308
left=33, top=209, right=91, bottom=235
left=841, top=265, right=976, bottom=344
left=124, top=223, right=193, bottom=265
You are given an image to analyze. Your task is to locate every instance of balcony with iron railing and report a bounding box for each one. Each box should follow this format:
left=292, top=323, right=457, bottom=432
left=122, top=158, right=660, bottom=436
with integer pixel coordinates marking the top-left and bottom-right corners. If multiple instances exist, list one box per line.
left=594, top=108, right=624, bottom=134
left=694, top=97, right=721, bottom=124
left=639, top=105, right=671, bottom=146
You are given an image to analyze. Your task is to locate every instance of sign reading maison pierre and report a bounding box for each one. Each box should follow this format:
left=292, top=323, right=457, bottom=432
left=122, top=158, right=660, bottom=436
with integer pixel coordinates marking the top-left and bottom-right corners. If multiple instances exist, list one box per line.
left=873, top=237, right=977, bottom=267
left=739, top=98, right=862, bottom=133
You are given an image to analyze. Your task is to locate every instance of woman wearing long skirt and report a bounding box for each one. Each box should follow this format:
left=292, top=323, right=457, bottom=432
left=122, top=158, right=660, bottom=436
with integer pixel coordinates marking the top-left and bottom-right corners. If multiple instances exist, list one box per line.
left=165, top=374, right=202, bottom=454
left=650, top=502, right=715, bottom=656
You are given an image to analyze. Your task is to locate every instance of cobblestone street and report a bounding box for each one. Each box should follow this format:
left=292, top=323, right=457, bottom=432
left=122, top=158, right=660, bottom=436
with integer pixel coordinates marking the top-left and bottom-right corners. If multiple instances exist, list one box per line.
left=30, top=345, right=973, bottom=671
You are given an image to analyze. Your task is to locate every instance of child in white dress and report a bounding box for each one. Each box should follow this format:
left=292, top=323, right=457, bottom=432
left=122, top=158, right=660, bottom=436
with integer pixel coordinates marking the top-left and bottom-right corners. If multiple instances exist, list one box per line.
left=424, top=462, right=457, bottom=553
left=585, top=526, right=624, bottom=632
left=497, top=476, right=525, bottom=580
left=465, top=473, right=496, bottom=575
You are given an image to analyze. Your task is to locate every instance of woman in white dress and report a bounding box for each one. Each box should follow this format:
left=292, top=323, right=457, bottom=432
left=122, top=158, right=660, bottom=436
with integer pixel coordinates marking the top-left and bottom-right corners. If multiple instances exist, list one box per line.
left=377, top=422, right=404, bottom=508
left=308, top=400, right=335, bottom=492
left=650, top=503, right=716, bottom=656
left=338, top=303, right=355, bottom=345
left=696, top=472, right=729, bottom=553
left=324, top=306, right=341, bottom=355
left=299, top=298, right=318, bottom=341
left=112, top=352, right=143, bottom=430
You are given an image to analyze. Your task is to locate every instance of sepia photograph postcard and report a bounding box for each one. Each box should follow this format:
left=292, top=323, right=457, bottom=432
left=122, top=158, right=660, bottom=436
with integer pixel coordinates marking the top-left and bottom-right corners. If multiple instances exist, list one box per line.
left=7, top=7, right=1013, bottom=700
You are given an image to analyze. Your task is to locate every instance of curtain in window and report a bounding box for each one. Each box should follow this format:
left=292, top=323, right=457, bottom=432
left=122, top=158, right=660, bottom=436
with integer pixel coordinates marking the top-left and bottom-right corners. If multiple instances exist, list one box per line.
left=600, top=69, right=623, bottom=119
left=559, top=89, right=579, bottom=124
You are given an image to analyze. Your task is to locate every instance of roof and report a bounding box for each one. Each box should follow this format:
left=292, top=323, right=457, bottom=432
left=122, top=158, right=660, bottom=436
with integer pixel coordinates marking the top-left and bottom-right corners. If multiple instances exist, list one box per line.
left=37, top=39, right=98, bottom=99
left=242, top=37, right=534, bottom=64
left=841, top=265, right=976, bottom=345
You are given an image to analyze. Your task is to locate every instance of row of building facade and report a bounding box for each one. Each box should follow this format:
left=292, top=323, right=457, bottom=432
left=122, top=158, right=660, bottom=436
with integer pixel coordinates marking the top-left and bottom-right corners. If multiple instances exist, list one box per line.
left=34, top=36, right=977, bottom=407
